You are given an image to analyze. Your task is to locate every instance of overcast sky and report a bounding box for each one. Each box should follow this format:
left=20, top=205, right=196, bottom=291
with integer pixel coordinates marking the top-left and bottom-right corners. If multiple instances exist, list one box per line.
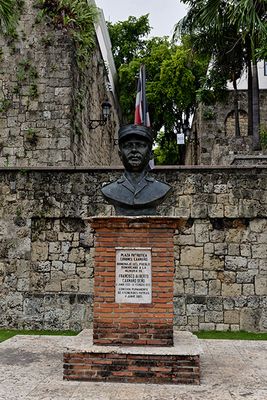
left=95, top=0, right=188, bottom=38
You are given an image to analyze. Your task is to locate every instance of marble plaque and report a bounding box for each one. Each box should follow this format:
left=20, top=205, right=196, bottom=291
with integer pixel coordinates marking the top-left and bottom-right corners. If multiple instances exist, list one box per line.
left=115, top=248, right=152, bottom=304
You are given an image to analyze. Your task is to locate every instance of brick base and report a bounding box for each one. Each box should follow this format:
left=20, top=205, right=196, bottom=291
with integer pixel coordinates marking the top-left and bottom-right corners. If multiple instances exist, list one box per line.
left=63, top=352, right=200, bottom=384
left=63, top=330, right=202, bottom=385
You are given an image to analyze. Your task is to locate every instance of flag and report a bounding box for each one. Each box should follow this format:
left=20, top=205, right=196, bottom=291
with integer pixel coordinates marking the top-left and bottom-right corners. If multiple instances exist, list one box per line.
left=134, top=64, right=150, bottom=127
left=134, top=65, right=154, bottom=169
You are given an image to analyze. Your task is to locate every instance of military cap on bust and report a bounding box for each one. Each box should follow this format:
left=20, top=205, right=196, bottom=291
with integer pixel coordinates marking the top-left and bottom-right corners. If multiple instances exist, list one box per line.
left=118, top=124, right=153, bottom=144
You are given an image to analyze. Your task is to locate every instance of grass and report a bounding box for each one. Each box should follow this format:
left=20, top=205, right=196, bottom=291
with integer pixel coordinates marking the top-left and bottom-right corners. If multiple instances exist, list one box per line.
left=195, top=330, right=267, bottom=340
left=0, top=329, right=78, bottom=343
left=1, top=329, right=266, bottom=343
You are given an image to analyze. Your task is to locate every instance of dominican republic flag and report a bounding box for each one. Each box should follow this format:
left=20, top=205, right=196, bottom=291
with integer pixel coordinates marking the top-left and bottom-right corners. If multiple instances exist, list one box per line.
left=134, top=64, right=150, bottom=127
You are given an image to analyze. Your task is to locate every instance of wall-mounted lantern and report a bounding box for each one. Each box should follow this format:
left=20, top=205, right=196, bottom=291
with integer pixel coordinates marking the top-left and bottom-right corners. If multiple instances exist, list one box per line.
left=88, top=99, right=112, bottom=130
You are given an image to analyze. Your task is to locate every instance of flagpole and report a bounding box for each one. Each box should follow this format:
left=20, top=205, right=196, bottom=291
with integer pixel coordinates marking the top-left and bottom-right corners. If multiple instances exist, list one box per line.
left=141, top=64, right=147, bottom=126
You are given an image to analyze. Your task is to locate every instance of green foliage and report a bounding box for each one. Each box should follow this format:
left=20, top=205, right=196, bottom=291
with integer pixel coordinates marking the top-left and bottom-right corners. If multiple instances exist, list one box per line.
left=0, top=0, right=25, bottom=41
left=153, top=131, right=180, bottom=165
left=15, top=59, right=39, bottom=99
left=202, top=107, right=216, bottom=121
left=0, top=97, right=12, bottom=112
left=35, top=0, right=99, bottom=68
left=107, top=14, right=151, bottom=69
left=107, top=15, right=208, bottom=164
left=25, top=128, right=38, bottom=144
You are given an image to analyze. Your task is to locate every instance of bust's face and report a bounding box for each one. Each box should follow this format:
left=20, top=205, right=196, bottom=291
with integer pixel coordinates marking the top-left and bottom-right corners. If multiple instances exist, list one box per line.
left=119, top=136, right=152, bottom=172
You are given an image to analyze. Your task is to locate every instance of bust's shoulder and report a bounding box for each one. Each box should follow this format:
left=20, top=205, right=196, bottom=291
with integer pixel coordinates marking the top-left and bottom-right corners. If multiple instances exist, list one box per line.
left=145, top=176, right=171, bottom=193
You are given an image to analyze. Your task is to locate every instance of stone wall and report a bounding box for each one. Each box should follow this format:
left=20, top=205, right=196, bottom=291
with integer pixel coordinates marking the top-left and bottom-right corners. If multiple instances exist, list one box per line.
left=0, top=167, right=266, bottom=332
left=186, top=90, right=267, bottom=166
left=0, top=0, right=120, bottom=168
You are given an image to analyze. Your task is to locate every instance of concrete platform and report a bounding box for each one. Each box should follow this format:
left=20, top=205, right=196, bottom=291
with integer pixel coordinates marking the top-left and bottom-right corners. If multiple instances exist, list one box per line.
left=0, top=331, right=266, bottom=400
left=63, top=330, right=202, bottom=384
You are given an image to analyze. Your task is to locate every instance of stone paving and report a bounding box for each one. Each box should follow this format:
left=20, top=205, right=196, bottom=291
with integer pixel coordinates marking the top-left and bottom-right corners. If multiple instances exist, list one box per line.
left=0, top=333, right=266, bottom=400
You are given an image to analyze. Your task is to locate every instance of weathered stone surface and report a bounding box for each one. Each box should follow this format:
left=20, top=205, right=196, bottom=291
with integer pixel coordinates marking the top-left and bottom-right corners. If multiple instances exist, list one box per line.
left=240, top=308, right=262, bottom=331
left=0, top=1, right=120, bottom=168
left=180, top=246, right=204, bottom=266
left=0, top=168, right=266, bottom=332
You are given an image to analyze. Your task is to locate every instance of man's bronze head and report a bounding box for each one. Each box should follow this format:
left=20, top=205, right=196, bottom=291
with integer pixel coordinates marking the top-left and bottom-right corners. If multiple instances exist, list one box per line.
left=118, top=125, right=153, bottom=172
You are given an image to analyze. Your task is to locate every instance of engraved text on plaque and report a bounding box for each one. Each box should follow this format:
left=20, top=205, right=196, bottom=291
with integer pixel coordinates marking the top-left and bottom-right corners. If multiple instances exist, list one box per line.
left=115, top=248, right=152, bottom=304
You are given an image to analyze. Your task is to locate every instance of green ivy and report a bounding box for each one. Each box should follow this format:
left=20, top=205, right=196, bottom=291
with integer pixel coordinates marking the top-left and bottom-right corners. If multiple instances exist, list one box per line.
left=0, top=98, right=12, bottom=113
left=35, top=0, right=99, bottom=68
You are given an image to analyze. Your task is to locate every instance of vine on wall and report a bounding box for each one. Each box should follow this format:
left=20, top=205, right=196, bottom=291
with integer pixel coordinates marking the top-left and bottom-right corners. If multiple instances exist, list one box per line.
left=35, top=0, right=99, bottom=68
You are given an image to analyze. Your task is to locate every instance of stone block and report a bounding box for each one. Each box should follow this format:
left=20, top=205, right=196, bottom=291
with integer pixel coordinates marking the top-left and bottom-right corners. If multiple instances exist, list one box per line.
left=58, top=232, right=73, bottom=242
left=222, top=283, right=242, bottom=296
left=79, top=278, right=92, bottom=293
left=190, top=203, right=208, bottom=218
left=31, top=242, right=48, bottom=261
left=187, top=303, right=206, bottom=316
left=17, top=278, right=30, bottom=291
left=204, top=243, right=214, bottom=254
left=225, top=256, right=248, bottom=271
left=51, top=261, right=63, bottom=271
left=250, top=219, right=266, bottom=233
left=224, top=310, right=240, bottom=324
left=207, top=297, right=223, bottom=311
left=208, top=280, right=222, bottom=296
left=208, top=204, right=224, bottom=218
left=209, top=230, right=225, bottom=243
left=174, top=296, right=186, bottom=315
left=184, top=278, right=195, bottom=294
left=230, top=324, right=240, bottom=331
left=190, top=269, right=203, bottom=281
left=180, top=246, right=204, bottom=267
left=68, top=248, right=85, bottom=263
left=175, top=266, right=189, bottom=279
left=76, top=266, right=90, bottom=279
left=195, top=281, right=208, bottom=295
left=259, top=260, right=267, bottom=274
left=242, top=284, right=255, bottom=296
left=195, top=223, right=210, bottom=243
left=252, top=244, right=267, bottom=259
left=223, top=298, right=235, bottom=310
left=205, top=311, right=223, bottom=323
left=224, top=205, right=239, bottom=217
left=61, top=278, right=79, bottom=292
left=240, top=308, right=262, bottom=331
left=236, top=270, right=257, bottom=284
left=214, top=243, right=227, bottom=255
left=199, top=322, right=215, bottom=331
left=174, top=279, right=184, bottom=295
left=255, top=276, right=267, bottom=295
left=63, top=263, right=76, bottom=275
left=45, top=280, right=61, bottom=292
left=203, top=254, right=224, bottom=271
left=240, top=244, right=251, bottom=257
left=174, top=235, right=195, bottom=246
left=216, top=323, right=230, bottom=331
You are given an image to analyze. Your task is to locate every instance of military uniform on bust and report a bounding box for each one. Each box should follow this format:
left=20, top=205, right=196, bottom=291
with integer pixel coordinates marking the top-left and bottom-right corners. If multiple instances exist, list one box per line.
left=101, top=124, right=171, bottom=216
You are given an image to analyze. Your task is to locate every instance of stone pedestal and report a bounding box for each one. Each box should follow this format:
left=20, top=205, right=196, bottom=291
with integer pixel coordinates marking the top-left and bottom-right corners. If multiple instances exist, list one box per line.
left=63, top=217, right=202, bottom=384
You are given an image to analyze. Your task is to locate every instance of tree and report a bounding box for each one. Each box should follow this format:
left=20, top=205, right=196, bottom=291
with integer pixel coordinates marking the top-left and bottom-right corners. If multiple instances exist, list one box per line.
left=176, top=0, right=267, bottom=149
left=107, top=16, right=208, bottom=164
left=107, top=15, right=151, bottom=69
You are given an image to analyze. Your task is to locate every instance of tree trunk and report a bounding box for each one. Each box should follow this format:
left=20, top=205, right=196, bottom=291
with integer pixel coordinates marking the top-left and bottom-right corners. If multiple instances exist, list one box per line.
left=247, top=61, right=253, bottom=136
left=251, top=61, right=261, bottom=150
left=233, top=78, right=240, bottom=137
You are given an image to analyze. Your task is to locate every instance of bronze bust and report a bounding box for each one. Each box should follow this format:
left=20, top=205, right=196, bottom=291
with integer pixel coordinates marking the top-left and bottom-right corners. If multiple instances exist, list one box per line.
left=101, top=124, right=171, bottom=215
